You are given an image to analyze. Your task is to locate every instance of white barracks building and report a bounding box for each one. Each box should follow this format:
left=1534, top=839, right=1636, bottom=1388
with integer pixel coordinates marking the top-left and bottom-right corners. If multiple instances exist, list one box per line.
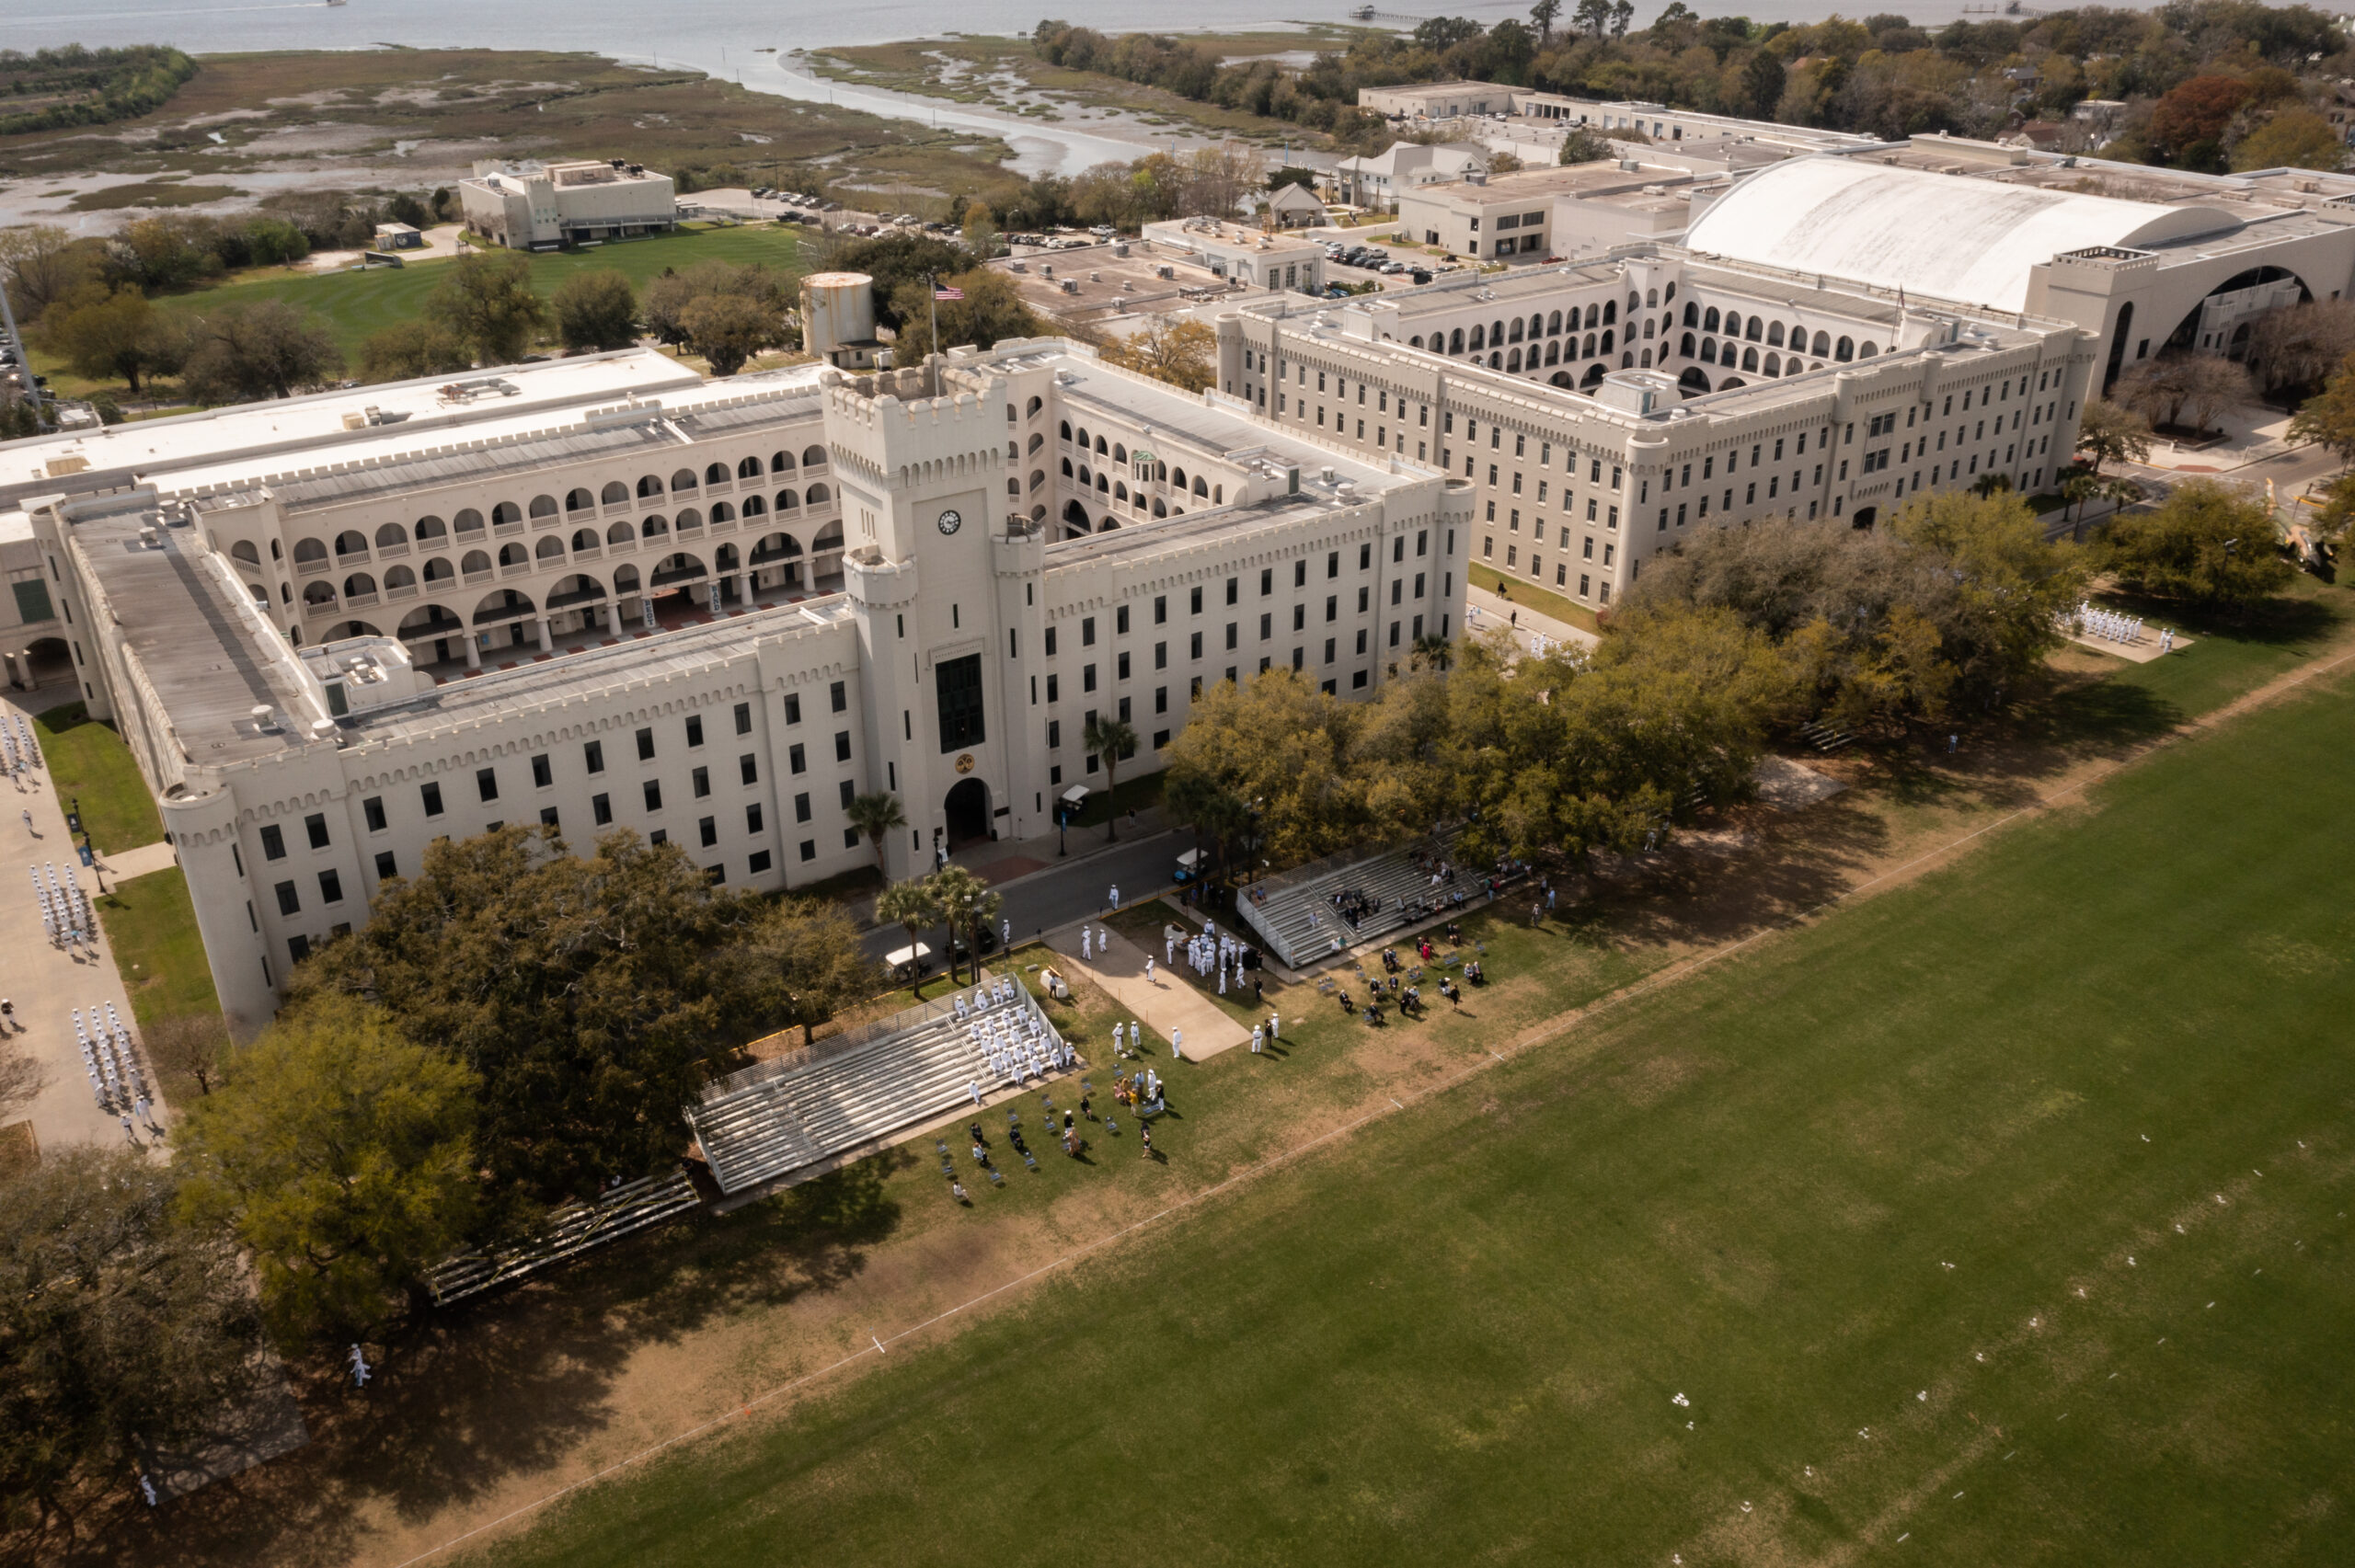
left=4, top=332, right=1470, bottom=1035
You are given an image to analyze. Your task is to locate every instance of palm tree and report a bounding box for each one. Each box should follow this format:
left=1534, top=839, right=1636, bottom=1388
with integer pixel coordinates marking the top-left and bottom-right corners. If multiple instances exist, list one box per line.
left=845, top=790, right=906, bottom=878
left=925, top=864, right=992, bottom=985
left=1409, top=633, right=1453, bottom=672
left=874, top=877, right=939, bottom=990
left=1080, top=715, right=1137, bottom=842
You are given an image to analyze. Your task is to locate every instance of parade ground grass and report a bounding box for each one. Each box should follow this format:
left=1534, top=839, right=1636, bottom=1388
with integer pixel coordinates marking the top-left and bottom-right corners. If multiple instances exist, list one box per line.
left=463, top=661, right=2355, bottom=1561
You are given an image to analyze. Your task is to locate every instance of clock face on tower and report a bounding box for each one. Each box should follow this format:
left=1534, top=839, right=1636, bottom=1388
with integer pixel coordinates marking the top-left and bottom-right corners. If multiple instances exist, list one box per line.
left=936, top=509, right=963, bottom=536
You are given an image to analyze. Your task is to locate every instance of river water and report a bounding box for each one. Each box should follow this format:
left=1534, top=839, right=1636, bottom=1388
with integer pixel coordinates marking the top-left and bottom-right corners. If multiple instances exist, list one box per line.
left=0, top=0, right=2157, bottom=176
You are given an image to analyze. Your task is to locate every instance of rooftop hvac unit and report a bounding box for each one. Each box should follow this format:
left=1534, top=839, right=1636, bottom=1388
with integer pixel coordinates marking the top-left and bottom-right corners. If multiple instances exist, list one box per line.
left=1157, top=265, right=1175, bottom=279
left=1062, top=279, right=1080, bottom=293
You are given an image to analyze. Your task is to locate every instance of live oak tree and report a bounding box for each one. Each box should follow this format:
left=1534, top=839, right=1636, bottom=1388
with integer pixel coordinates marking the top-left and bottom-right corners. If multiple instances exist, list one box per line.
left=291, top=825, right=774, bottom=1223
left=34, top=284, right=186, bottom=393
left=2098, top=478, right=2292, bottom=610
left=2074, top=398, right=2152, bottom=476
left=1099, top=317, right=1217, bottom=394
left=887, top=269, right=1044, bottom=361
left=677, top=292, right=777, bottom=376
left=172, top=996, right=480, bottom=1342
left=551, top=269, right=640, bottom=353
left=178, top=300, right=342, bottom=404
left=427, top=248, right=552, bottom=366
left=0, top=1149, right=261, bottom=1528
left=722, top=896, right=885, bottom=1046
left=358, top=318, right=473, bottom=383
left=641, top=259, right=790, bottom=347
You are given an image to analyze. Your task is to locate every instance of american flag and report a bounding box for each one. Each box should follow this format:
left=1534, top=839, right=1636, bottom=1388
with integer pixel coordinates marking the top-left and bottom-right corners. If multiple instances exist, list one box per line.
left=935, top=285, right=965, bottom=302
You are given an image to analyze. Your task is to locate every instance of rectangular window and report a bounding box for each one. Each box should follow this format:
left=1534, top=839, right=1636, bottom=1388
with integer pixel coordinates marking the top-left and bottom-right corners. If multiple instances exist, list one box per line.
left=799, top=840, right=817, bottom=863
left=789, top=743, right=807, bottom=774
left=1047, top=673, right=1060, bottom=704
left=421, top=782, right=443, bottom=818
left=318, top=868, right=343, bottom=904
left=1259, top=612, right=1272, bottom=641
left=1155, top=594, right=1167, bottom=624
left=830, top=681, right=847, bottom=713
left=643, top=780, right=663, bottom=812
left=834, top=729, right=853, bottom=763
left=748, top=803, right=765, bottom=834
left=1048, top=718, right=1062, bottom=750
left=734, top=701, right=752, bottom=736
left=752, top=850, right=775, bottom=874
left=699, top=816, right=718, bottom=848
left=304, top=812, right=329, bottom=850
left=288, top=934, right=310, bottom=965
left=692, top=766, right=711, bottom=798
left=1225, top=623, right=1239, bottom=650
left=477, top=767, right=499, bottom=803
left=1082, top=616, right=1096, bottom=647
left=592, top=793, right=613, bottom=826
left=540, top=807, right=558, bottom=828
left=839, top=779, right=855, bottom=810
left=1155, top=640, right=1167, bottom=670
left=740, top=753, right=758, bottom=786
left=650, top=830, right=668, bottom=847
left=531, top=753, right=553, bottom=789
left=1325, top=594, right=1338, bottom=623
left=1155, top=685, right=1168, bottom=714
left=1190, top=585, right=1203, bottom=615
left=1083, top=663, right=1097, bottom=693
left=274, top=880, right=301, bottom=917
left=374, top=851, right=396, bottom=880
left=260, top=824, right=286, bottom=860
left=936, top=653, right=986, bottom=750
left=1226, top=577, right=1239, bottom=605
left=1116, top=604, right=1130, bottom=635
left=636, top=727, right=655, bottom=761
left=685, top=715, right=704, bottom=749
left=784, top=693, right=802, bottom=726
left=794, top=792, right=812, bottom=823
left=362, top=795, right=386, bottom=833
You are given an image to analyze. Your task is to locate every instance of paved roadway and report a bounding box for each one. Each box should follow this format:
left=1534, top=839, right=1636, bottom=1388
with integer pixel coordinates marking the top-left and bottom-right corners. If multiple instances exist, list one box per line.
left=854, top=825, right=1199, bottom=973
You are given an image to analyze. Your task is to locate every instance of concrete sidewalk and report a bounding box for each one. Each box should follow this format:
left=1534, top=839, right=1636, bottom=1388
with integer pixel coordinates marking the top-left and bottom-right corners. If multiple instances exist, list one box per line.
left=1044, top=921, right=1248, bottom=1062
left=2, top=690, right=158, bottom=1158
left=1466, top=583, right=1599, bottom=656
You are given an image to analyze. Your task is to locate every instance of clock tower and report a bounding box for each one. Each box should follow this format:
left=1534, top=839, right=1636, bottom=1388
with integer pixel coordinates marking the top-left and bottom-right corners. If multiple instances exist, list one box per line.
left=825, top=358, right=1049, bottom=879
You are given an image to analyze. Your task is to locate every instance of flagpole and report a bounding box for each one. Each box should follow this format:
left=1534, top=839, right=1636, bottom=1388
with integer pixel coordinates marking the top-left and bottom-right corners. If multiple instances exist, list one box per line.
left=927, top=271, right=938, bottom=365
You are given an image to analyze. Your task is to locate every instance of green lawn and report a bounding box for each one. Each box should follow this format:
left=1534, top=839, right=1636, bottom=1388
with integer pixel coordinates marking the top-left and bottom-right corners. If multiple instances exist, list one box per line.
left=472, top=658, right=2355, bottom=1564
left=34, top=702, right=162, bottom=854
left=95, top=866, right=223, bottom=1104
left=154, top=226, right=809, bottom=361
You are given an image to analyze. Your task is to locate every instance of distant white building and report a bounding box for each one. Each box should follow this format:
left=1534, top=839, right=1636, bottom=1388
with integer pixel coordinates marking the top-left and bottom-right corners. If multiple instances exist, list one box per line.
left=1328, top=143, right=1488, bottom=212
left=1258, top=181, right=1327, bottom=228
left=458, top=159, right=678, bottom=250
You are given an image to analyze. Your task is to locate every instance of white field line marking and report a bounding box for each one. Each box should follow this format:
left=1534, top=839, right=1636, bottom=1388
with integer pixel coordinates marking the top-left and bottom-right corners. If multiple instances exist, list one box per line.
left=391, top=646, right=2355, bottom=1567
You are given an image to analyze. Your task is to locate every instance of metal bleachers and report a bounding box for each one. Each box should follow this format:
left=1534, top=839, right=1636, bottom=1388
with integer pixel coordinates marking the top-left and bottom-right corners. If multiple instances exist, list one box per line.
left=686, top=976, right=1068, bottom=1196
left=1240, top=836, right=1495, bottom=969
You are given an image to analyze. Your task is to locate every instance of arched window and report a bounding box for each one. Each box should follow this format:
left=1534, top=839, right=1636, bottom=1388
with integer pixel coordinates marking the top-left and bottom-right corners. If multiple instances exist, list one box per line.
left=385, top=565, right=416, bottom=589
left=1470, top=325, right=1485, bottom=351
left=638, top=475, right=665, bottom=498
left=775, top=489, right=799, bottom=510
left=1645, top=288, right=1657, bottom=308
left=705, top=463, right=729, bottom=486
left=565, top=488, right=593, bottom=513
left=415, top=515, right=447, bottom=544
left=1545, top=340, right=1560, bottom=366
left=672, top=469, right=698, bottom=492
left=1114, top=481, right=1129, bottom=502
left=424, top=557, right=456, bottom=583
left=1740, top=347, right=1758, bottom=371
left=1640, top=349, right=1652, bottom=369
left=771, top=451, right=795, bottom=473
left=802, top=444, right=826, bottom=467
left=1722, top=312, right=1741, bottom=338
left=1859, top=341, right=1878, bottom=358
left=1062, top=457, right=1074, bottom=477
left=374, top=521, right=407, bottom=548
left=1488, top=351, right=1501, bottom=369
left=1811, top=330, right=1831, bottom=356
left=1060, top=419, right=1073, bottom=441
left=491, top=503, right=521, bottom=527
left=1621, top=349, right=1634, bottom=369
left=1508, top=318, right=1525, bottom=344
left=606, top=521, right=633, bottom=545
left=1583, top=332, right=1597, bottom=357
left=461, top=550, right=492, bottom=575
left=806, top=483, right=830, bottom=506
left=1450, top=327, right=1465, bottom=354
left=708, top=501, right=735, bottom=523
left=1408, top=335, right=1423, bottom=349
left=642, top=515, right=671, bottom=539
left=1683, top=302, right=1699, bottom=327
left=742, top=494, right=766, bottom=517
left=231, top=540, right=261, bottom=567
left=1701, top=338, right=1717, bottom=363
left=601, top=481, right=629, bottom=505
left=1488, top=319, right=1503, bottom=347
left=1763, top=351, right=1781, bottom=376
left=1584, top=303, right=1600, bottom=329
left=1835, top=337, right=1855, bottom=361
left=1626, top=292, right=1640, bottom=315
left=341, top=572, right=375, bottom=598
left=1171, top=466, right=1187, bottom=488
left=1745, top=317, right=1763, bottom=343
left=1027, top=395, right=1043, bottom=418
left=737, top=455, right=761, bottom=479
left=1547, top=310, right=1563, bottom=335
left=1678, top=332, right=1694, bottom=357
left=1601, top=329, right=1614, bottom=354
left=528, top=495, right=558, bottom=519
left=1766, top=322, right=1785, bottom=348
left=1603, top=300, right=1617, bottom=326
left=1643, top=319, right=1656, bottom=340
left=1113, top=443, right=1127, bottom=464
left=1094, top=434, right=1109, bottom=455
left=1097, top=473, right=1110, bottom=493
left=1508, top=347, right=1522, bottom=372
left=615, top=564, right=642, bottom=595
left=454, top=509, right=485, bottom=535
left=499, top=543, right=529, bottom=568
left=534, top=536, right=565, bottom=563
left=1704, top=306, right=1720, bottom=333
left=676, top=508, right=703, bottom=531
left=1663, top=281, right=1676, bottom=303
left=1191, top=475, right=1209, bottom=497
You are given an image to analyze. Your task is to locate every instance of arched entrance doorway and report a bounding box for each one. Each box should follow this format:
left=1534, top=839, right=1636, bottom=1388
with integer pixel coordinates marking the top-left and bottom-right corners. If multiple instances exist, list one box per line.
left=10, top=635, right=70, bottom=694
left=944, top=777, right=991, bottom=847
left=1851, top=506, right=1878, bottom=532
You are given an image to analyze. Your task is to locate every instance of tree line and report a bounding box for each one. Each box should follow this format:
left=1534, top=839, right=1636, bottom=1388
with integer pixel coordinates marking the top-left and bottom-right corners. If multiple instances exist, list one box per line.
left=0, top=44, right=197, bottom=137
left=1031, top=5, right=2355, bottom=168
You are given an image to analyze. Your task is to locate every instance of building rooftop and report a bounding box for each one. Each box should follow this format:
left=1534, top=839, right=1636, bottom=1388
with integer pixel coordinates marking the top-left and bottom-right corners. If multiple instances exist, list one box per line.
left=1685, top=155, right=2245, bottom=313
left=0, top=350, right=705, bottom=510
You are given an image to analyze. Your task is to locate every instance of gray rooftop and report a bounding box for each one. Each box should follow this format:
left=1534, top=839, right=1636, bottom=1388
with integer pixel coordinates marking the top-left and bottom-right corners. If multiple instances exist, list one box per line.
left=271, top=418, right=681, bottom=515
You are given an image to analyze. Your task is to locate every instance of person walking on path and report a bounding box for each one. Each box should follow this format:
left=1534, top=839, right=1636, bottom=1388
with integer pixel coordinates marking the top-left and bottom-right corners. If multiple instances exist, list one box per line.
left=1171, top=1028, right=1182, bottom=1060
left=1251, top=1023, right=1264, bottom=1054
left=1269, top=1012, right=1280, bottom=1042
left=1109, top=884, right=1120, bottom=910
left=19, top=808, right=33, bottom=836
